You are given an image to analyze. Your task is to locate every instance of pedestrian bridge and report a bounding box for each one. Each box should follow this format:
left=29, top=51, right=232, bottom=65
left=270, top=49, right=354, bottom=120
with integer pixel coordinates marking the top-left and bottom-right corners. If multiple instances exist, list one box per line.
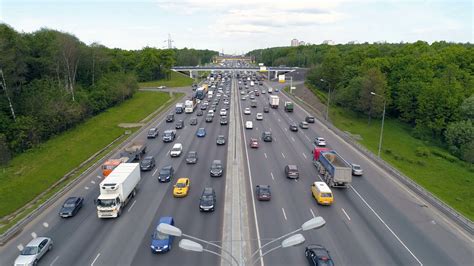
left=171, top=66, right=298, bottom=79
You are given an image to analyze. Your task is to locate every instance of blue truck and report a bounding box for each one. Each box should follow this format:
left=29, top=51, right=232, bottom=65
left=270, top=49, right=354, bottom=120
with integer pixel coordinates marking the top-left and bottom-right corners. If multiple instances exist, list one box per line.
left=313, top=148, right=352, bottom=188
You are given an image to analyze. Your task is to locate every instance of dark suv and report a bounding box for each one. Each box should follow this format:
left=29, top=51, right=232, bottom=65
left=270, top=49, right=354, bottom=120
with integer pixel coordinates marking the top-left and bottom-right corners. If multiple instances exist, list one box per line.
left=147, top=127, right=159, bottom=138
left=262, top=131, right=273, bottom=142
left=210, top=160, right=223, bottom=177
left=166, top=114, right=174, bottom=122
left=140, top=156, right=156, bottom=171
left=285, top=165, right=299, bottom=179
left=158, top=165, right=174, bottom=182
left=305, top=245, right=334, bottom=266
left=185, top=151, right=198, bottom=164
left=199, top=187, right=216, bottom=212
left=305, top=116, right=315, bottom=123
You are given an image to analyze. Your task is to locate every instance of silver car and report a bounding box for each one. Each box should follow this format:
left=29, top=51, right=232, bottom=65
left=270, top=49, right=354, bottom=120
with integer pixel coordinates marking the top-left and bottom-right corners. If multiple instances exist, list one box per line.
left=351, top=164, right=364, bottom=176
left=15, top=237, right=53, bottom=266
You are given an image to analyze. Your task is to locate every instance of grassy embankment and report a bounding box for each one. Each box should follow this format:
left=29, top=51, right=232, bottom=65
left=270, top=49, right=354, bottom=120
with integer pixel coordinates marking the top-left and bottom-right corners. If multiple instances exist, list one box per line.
left=139, top=71, right=195, bottom=88
left=0, top=91, right=181, bottom=233
left=321, top=95, right=474, bottom=220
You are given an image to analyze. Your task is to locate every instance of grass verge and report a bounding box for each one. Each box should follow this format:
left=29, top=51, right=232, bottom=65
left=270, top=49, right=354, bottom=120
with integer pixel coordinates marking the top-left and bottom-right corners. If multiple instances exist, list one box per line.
left=139, top=71, right=194, bottom=88
left=0, top=91, right=174, bottom=221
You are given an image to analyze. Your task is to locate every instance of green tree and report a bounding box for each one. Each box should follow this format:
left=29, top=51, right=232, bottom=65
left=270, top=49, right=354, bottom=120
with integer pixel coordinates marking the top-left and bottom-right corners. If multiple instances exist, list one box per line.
left=357, top=68, right=388, bottom=119
left=445, top=120, right=474, bottom=161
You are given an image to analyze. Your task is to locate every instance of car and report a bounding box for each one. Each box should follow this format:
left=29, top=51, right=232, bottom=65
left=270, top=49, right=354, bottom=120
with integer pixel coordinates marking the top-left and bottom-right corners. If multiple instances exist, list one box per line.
left=263, top=106, right=270, bottom=113
left=162, top=129, right=176, bottom=142
left=199, top=187, right=217, bottom=212
left=173, top=178, right=190, bottom=197
left=261, top=89, right=266, bottom=94
left=240, top=91, right=245, bottom=95
left=255, top=91, right=260, bottom=96
left=216, top=135, right=226, bottom=145
left=196, top=110, right=203, bottom=116
left=175, top=120, right=184, bottom=129
left=250, top=138, right=259, bottom=148
left=220, top=116, right=228, bottom=125
left=351, top=164, right=364, bottom=176
left=14, top=237, right=53, bottom=266
left=140, top=156, right=156, bottom=171
left=157, top=85, right=166, bottom=89
left=150, top=217, right=175, bottom=253
left=208, top=110, right=214, bottom=117
left=305, top=116, right=315, bottom=123
left=220, top=109, right=227, bottom=116
left=166, top=113, right=174, bottom=122
left=200, top=104, right=207, bottom=110
left=224, top=100, right=229, bottom=105
left=262, top=131, right=273, bottom=142
left=256, top=113, right=263, bottom=120
left=196, top=127, right=206, bottom=137
left=190, top=117, right=198, bottom=125
left=275, top=88, right=280, bottom=92
left=250, top=100, right=257, bottom=108
left=186, top=151, right=198, bottom=164
left=305, top=244, right=334, bottom=266
left=299, top=121, right=309, bottom=129
left=206, top=114, right=214, bottom=122
left=147, top=127, right=159, bottom=138
left=241, top=96, right=246, bottom=100
left=245, top=121, right=253, bottom=129
left=170, top=143, right=183, bottom=157
left=285, top=164, right=299, bottom=179
left=256, top=185, right=271, bottom=201
left=315, top=137, right=326, bottom=146
left=210, top=160, right=223, bottom=177
left=158, top=165, right=174, bottom=182
left=289, top=123, right=298, bottom=132
left=59, top=197, right=84, bottom=218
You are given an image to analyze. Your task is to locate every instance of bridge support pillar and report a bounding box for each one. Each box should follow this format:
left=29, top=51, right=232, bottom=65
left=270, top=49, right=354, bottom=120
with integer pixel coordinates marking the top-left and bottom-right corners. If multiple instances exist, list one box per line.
left=274, top=71, right=279, bottom=79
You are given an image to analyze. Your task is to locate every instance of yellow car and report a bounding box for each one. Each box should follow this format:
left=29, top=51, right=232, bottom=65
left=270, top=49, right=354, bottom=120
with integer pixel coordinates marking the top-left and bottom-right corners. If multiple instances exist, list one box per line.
left=173, top=178, right=190, bottom=197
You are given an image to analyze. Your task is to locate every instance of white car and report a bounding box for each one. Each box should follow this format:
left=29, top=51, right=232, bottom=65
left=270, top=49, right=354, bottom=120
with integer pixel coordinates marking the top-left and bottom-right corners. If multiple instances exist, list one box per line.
left=245, top=121, right=253, bottom=129
left=315, top=137, right=326, bottom=146
left=208, top=110, right=214, bottom=117
left=15, top=237, right=53, bottom=266
left=256, top=113, right=263, bottom=120
left=244, top=108, right=251, bottom=115
left=170, top=143, right=183, bottom=157
left=220, top=109, right=227, bottom=116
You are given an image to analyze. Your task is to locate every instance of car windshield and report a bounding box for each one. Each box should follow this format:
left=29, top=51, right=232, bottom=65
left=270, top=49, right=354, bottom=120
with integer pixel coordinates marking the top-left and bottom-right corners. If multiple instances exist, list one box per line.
left=97, top=199, right=115, bottom=207
left=21, top=246, right=39, bottom=255
left=212, top=164, right=222, bottom=169
left=142, top=159, right=152, bottom=164
left=259, top=187, right=269, bottom=193
left=64, top=201, right=76, bottom=208
left=153, top=230, right=169, bottom=241
left=176, top=182, right=186, bottom=188
left=172, top=147, right=180, bottom=151
left=202, top=194, right=213, bottom=201
left=160, top=169, right=170, bottom=175
left=322, top=193, right=332, bottom=198
left=188, top=153, right=196, bottom=158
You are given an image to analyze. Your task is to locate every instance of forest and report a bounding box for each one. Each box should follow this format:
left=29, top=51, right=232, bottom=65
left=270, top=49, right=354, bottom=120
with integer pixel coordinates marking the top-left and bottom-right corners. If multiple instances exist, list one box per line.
left=0, top=24, right=217, bottom=163
left=248, top=42, right=473, bottom=162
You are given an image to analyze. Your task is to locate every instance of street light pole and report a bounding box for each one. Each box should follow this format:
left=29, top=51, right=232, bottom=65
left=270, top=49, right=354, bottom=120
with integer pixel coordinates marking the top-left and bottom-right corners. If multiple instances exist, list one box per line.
left=320, top=79, right=330, bottom=120
left=370, top=92, right=386, bottom=157
left=249, top=234, right=305, bottom=266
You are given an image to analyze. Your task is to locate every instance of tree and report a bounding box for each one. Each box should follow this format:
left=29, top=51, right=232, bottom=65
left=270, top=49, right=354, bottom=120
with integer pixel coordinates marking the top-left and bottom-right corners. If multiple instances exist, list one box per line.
left=0, top=134, right=10, bottom=165
left=460, top=95, right=474, bottom=120
left=445, top=120, right=474, bottom=160
left=320, top=48, right=343, bottom=92
left=357, top=68, right=388, bottom=119
left=58, top=33, right=82, bottom=101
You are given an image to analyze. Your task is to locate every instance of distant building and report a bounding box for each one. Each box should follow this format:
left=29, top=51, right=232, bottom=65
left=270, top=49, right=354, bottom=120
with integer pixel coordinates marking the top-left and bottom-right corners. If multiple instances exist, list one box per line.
left=347, top=40, right=358, bottom=44
left=322, top=40, right=335, bottom=45
left=298, top=41, right=305, bottom=46
left=291, top=39, right=299, bottom=47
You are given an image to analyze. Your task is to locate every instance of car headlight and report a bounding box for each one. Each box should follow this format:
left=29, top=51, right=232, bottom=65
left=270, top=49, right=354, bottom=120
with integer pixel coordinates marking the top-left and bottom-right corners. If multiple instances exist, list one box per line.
left=163, top=245, right=169, bottom=249
left=151, top=245, right=155, bottom=249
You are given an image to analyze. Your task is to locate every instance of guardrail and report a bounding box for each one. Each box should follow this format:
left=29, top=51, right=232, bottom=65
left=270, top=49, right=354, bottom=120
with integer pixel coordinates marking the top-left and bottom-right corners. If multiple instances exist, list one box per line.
left=282, top=89, right=474, bottom=235
left=0, top=92, right=187, bottom=245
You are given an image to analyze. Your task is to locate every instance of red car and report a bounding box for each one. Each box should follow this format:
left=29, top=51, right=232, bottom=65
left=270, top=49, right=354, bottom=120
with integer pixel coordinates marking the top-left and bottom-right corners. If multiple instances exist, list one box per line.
left=250, top=138, right=259, bottom=148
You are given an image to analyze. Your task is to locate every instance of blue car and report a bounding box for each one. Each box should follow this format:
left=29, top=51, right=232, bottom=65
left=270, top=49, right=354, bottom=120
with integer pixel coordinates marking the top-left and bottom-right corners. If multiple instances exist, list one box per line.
left=151, top=217, right=175, bottom=253
left=196, top=127, right=206, bottom=137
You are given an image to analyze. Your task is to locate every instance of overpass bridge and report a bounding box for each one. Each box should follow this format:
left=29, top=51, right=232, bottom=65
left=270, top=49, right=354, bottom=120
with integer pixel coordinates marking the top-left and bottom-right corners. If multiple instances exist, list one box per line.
left=171, top=66, right=298, bottom=79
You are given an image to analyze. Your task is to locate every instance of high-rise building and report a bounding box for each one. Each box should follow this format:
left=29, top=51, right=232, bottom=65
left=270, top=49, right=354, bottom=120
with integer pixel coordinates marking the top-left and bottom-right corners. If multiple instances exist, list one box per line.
left=291, top=39, right=299, bottom=47
left=322, top=40, right=335, bottom=45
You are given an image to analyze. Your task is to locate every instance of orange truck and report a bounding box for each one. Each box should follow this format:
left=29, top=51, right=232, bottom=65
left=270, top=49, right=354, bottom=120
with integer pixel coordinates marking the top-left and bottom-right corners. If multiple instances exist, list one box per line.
left=101, top=141, right=147, bottom=176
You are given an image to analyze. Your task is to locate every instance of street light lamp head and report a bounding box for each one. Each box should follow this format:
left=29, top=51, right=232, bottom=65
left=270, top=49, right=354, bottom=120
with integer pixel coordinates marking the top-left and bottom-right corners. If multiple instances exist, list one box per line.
left=179, top=239, right=203, bottom=252
left=370, top=92, right=376, bottom=96
left=320, top=79, right=326, bottom=82
left=301, top=216, right=326, bottom=231
left=281, top=234, right=305, bottom=248
left=157, top=223, right=182, bottom=237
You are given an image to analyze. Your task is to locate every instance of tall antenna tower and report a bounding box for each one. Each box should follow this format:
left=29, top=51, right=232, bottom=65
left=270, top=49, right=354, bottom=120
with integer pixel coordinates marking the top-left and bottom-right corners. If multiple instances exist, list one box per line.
left=163, top=33, right=174, bottom=49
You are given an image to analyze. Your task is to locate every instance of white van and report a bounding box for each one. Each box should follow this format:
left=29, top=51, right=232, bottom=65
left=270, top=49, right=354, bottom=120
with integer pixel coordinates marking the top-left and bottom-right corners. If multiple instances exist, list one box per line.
left=170, top=143, right=183, bottom=157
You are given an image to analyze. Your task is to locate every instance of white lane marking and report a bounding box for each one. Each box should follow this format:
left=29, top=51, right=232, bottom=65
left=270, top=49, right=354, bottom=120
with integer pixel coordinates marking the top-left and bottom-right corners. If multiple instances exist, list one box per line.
left=291, top=137, right=295, bottom=142
left=17, top=244, right=24, bottom=251
left=91, top=253, right=101, bottom=266
left=281, top=152, right=286, bottom=158
left=177, top=135, right=181, bottom=140
left=305, top=135, right=311, bottom=141
left=85, top=186, right=89, bottom=190
left=166, top=151, right=170, bottom=156
left=282, top=208, right=288, bottom=220
left=128, top=200, right=137, bottom=213
left=294, top=179, right=298, bottom=182
left=31, top=232, right=37, bottom=239
left=302, top=153, right=307, bottom=159
left=310, top=208, right=316, bottom=218
left=256, top=127, right=258, bottom=131
left=264, top=153, right=267, bottom=159
left=341, top=208, right=351, bottom=221
left=43, top=222, right=49, bottom=228
left=91, top=180, right=96, bottom=184
left=271, top=172, right=275, bottom=181
left=278, top=118, right=280, bottom=122
left=50, top=256, right=60, bottom=266
left=284, top=128, right=288, bottom=131
left=97, top=175, right=102, bottom=179
left=350, top=186, right=423, bottom=265
left=269, top=127, right=272, bottom=131
left=152, top=168, right=158, bottom=176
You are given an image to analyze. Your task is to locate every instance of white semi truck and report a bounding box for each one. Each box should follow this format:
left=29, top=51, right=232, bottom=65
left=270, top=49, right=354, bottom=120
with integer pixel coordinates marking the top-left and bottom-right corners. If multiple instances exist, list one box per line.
left=96, top=163, right=141, bottom=218
left=185, top=99, right=197, bottom=113
left=269, top=95, right=280, bottom=108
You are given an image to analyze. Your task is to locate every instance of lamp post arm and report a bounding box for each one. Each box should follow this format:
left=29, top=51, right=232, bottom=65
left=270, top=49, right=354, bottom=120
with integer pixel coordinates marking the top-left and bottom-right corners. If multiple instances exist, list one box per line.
left=247, top=227, right=301, bottom=264
left=183, top=233, right=239, bottom=266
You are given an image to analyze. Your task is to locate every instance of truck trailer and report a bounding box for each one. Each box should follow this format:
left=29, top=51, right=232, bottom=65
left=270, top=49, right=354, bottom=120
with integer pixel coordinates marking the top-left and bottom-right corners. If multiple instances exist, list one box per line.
left=313, top=148, right=352, bottom=188
left=185, top=99, right=197, bottom=113
left=284, top=101, right=294, bottom=112
left=96, top=163, right=141, bottom=218
left=101, top=141, right=146, bottom=176
left=269, top=95, right=280, bottom=108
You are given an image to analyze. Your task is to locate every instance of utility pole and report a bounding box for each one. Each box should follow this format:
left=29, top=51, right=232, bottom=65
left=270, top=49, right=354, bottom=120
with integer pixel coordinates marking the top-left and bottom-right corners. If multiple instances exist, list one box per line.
left=0, top=69, right=16, bottom=122
left=163, top=33, right=174, bottom=49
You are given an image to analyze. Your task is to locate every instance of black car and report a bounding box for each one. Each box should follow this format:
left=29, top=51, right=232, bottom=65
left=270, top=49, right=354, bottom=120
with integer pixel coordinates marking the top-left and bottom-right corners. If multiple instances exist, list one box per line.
left=263, top=106, right=270, bottom=113
left=166, top=114, right=174, bottom=122
left=305, top=116, right=315, bottom=123
left=210, top=160, right=223, bottom=177
left=158, top=165, right=174, bottom=182
left=140, top=156, right=156, bottom=171
left=262, top=131, right=273, bottom=142
left=205, top=115, right=213, bottom=123
left=220, top=116, right=228, bottom=125
left=289, top=123, right=298, bottom=132
left=285, top=164, right=299, bottom=179
left=216, top=135, right=226, bottom=145
left=199, top=187, right=216, bottom=212
left=147, top=127, right=159, bottom=138
left=175, top=120, right=184, bottom=129
left=197, top=110, right=203, bottom=116
left=305, top=245, right=334, bottom=266
left=190, top=117, right=198, bottom=125
left=185, top=151, right=198, bottom=164
left=59, top=197, right=84, bottom=218
left=256, top=185, right=271, bottom=201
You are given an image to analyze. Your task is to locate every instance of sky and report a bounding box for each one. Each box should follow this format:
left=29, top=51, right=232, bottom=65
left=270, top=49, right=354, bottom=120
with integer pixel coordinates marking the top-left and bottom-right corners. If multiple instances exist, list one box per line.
left=0, top=0, right=472, bottom=54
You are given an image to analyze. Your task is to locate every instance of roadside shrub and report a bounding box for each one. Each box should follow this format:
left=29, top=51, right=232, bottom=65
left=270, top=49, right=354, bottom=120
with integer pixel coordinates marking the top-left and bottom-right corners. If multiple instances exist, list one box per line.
left=416, top=160, right=426, bottom=166
left=384, top=148, right=392, bottom=154
left=415, top=147, right=431, bottom=157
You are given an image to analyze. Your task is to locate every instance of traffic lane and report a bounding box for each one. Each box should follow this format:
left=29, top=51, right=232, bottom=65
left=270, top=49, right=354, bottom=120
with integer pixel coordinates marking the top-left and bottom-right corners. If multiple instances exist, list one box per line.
left=275, top=90, right=471, bottom=264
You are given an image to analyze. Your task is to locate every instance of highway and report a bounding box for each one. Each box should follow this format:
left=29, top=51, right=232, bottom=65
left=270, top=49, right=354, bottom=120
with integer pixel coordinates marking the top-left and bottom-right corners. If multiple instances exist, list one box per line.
left=0, top=69, right=472, bottom=266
